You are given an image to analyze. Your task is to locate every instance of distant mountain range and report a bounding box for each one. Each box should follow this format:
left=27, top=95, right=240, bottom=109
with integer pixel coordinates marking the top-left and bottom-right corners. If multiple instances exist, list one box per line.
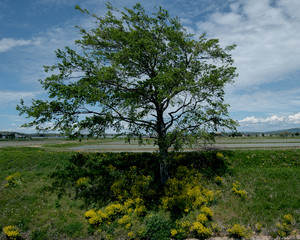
left=1, top=127, right=300, bottom=137
left=241, top=128, right=300, bottom=134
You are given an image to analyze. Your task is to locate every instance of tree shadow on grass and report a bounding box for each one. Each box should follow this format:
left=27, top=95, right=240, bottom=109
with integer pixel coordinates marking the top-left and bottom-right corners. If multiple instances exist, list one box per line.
left=51, top=151, right=233, bottom=208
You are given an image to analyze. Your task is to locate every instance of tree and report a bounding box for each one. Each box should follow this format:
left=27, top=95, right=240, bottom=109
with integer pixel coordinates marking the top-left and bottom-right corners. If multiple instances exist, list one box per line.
left=17, top=3, right=237, bottom=184
left=280, top=131, right=290, bottom=138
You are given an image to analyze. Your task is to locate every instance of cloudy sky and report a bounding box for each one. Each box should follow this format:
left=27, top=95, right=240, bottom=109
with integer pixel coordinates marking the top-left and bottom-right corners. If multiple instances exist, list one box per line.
left=1, top=0, right=300, bottom=133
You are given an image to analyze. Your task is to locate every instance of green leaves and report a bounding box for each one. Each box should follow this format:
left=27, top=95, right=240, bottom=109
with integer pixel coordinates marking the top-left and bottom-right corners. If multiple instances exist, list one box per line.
left=18, top=2, right=237, bottom=152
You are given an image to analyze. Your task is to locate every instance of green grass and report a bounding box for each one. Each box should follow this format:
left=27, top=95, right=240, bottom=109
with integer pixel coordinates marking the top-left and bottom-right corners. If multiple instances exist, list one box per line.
left=210, top=150, right=300, bottom=235
left=0, top=147, right=87, bottom=239
left=0, top=147, right=299, bottom=239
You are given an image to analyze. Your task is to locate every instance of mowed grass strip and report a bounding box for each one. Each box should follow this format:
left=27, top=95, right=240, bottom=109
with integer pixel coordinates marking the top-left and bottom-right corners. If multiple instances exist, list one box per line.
left=0, top=147, right=299, bottom=238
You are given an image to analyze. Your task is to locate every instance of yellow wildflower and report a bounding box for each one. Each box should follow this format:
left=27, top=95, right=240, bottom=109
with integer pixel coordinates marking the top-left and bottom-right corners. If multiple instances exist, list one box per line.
left=191, top=222, right=212, bottom=239
left=118, top=215, right=131, bottom=225
left=3, top=226, right=21, bottom=240
left=85, top=209, right=97, bottom=219
left=227, top=224, right=252, bottom=239
left=76, top=177, right=89, bottom=188
left=196, top=213, right=208, bottom=224
left=283, top=214, right=294, bottom=224
left=128, top=231, right=134, bottom=238
left=171, top=229, right=178, bottom=236
left=200, top=206, right=213, bottom=218
left=5, top=173, right=21, bottom=187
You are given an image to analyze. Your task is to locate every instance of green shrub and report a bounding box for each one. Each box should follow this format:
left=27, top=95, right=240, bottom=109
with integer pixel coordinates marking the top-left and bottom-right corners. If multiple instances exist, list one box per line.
left=141, top=213, right=172, bottom=240
left=227, top=224, right=252, bottom=239
left=255, top=222, right=263, bottom=234
left=170, top=220, right=191, bottom=240
left=51, top=152, right=162, bottom=207
left=51, top=151, right=229, bottom=209
left=211, top=222, right=221, bottom=234
left=276, top=214, right=295, bottom=237
left=51, top=151, right=230, bottom=237
left=214, top=176, right=223, bottom=185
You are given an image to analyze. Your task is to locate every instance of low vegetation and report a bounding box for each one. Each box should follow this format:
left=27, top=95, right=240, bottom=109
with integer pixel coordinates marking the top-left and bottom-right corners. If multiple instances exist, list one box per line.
left=0, top=145, right=299, bottom=239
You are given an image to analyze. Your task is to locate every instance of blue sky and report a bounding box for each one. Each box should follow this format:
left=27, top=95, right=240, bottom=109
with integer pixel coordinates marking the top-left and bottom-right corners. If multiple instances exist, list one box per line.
left=1, top=0, right=300, bottom=133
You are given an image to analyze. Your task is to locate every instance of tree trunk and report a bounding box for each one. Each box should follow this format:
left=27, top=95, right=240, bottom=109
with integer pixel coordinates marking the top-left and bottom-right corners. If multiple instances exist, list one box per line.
left=156, top=103, right=170, bottom=185
left=159, top=147, right=169, bottom=185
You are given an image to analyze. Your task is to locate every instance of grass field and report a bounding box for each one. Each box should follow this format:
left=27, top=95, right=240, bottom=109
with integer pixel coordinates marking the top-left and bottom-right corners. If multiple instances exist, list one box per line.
left=0, top=139, right=299, bottom=239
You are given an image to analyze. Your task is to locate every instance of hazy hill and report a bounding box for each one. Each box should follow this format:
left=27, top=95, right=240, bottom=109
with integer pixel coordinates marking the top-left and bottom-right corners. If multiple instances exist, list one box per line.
left=264, top=128, right=300, bottom=134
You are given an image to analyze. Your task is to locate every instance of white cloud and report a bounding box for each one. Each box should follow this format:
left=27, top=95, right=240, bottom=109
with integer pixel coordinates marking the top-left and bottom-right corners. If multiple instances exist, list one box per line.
left=0, top=38, right=40, bottom=52
left=240, top=115, right=285, bottom=124
left=288, top=112, right=300, bottom=123
left=239, top=112, right=300, bottom=131
left=277, top=0, right=300, bottom=20
left=0, top=91, right=40, bottom=105
left=196, top=0, right=300, bottom=89
left=6, top=25, right=80, bottom=84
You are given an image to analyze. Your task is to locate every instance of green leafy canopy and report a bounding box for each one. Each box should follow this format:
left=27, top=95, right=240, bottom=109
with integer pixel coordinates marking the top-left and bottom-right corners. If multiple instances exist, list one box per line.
left=17, top=2, right=238, bottom=152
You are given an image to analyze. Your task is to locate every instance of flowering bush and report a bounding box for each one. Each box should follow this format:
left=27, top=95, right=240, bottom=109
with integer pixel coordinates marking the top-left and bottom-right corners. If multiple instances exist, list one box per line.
left=84, top=209, right=108, bottom=227
left=211, top=222, right=221, bottom=234
left=214, top=176, right=223, bottom=185
left=227, top=224, right=252, bottom=239
left=200, top=206, right=213, bottom=218
left=76, top=177, right=89, bottom=189
left=196, top=213, right=208, bottom=224
left=110, top=166, right=154, bottom=204
left=190, top=222, right=212, bottom=239
left=105, top=203, right=123, bottom=218
left=255, top=222, right=263, bottom=234
left=127, top=231, right=134, bottom=239
left=52, top=151, right=229, bottom=206
left=118, top=215, right=131, bottom=226
left=3, top=226, right=21, bottom=240
left=5, top=173, right=21, bottom=188
left=52, top=151, right=231, bottom=239
left=161, top=166, right=216, bottom=215
left=170, top=220, right=191, bottom=240
left=85, top=198, right=147, bottom=235
left=283, top=214, right=294, bottom=225
left=216, top=152, right=224, bottom=159
left=232, top=181, right=248, bottom=199
left=276, top=214, right=295, bottom=237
